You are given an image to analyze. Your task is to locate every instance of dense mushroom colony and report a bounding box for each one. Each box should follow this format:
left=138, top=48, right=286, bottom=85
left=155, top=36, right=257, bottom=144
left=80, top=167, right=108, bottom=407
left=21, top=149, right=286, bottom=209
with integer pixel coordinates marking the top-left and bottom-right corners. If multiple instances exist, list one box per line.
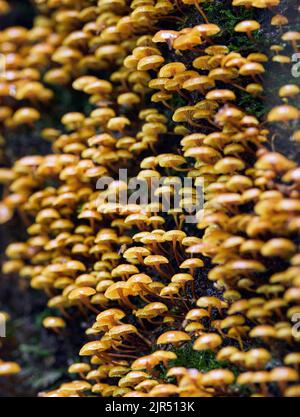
left=0, top=0, right=300, bottom=397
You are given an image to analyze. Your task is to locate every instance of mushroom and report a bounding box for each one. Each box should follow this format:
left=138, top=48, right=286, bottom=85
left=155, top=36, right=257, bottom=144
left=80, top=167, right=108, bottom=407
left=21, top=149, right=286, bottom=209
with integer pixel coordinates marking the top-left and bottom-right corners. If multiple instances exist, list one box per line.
left=181, top=0, right=209, bottom=23
left=0, top=362, right=21, bottom=376
left=267, top=105, right=299, bottom=124
left=68, top=286, right=98, bottom=314
left=157, top=330, right=191, bottom=346
left=235, top=20, right=261, bottom=41
left=43, top=316, right=66, bottom=336
left=144, top=255, right=170, bottom=278
left=193, top=333, right=222, bottom=352
left=282, top=31, right=300, bottom=53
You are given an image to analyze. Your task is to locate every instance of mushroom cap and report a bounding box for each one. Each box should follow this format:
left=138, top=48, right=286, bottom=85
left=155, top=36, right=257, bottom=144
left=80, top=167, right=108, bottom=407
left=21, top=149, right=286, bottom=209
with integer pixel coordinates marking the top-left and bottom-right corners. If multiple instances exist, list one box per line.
left=152, top=30, right=178, bottom=43
left=285, top=384, right=300, bottom=397
left=284, top=353, right=300, bottom=366
left=206, top=89, right=236, bottom=102
left=0, top=362, right=21, bottom=376
left=256, top=152, right=296, bottom=171
left=235, top=20, right=261, bottom=33
left=68, top=363, right=91, bottom=374
left=96, top=308, right=125, bottom=323
left=123, top=246, right=151, bottom=259
left=193, top=333, right=222, bottom=351
left=193, top=24, right=221, bottom=37
left=268, top=105, right=299, bottom=122
left=158, top=62, right=186, bottom=78
left=239, top=62, right=265, bottom=76
left=261, top=238, right=296, bottom=258
left=270, top=367, right=299, bottom=382
left=152, top=350, right=177, bottom=361
left=180, top=258, right=204, bottom=269
left=271, top=13, right=289, bottom=26
left=137, top=55, right=164, bottom=71
left=279, top=84, right=300, bottom=97
left=131, top=355, right=158, bottom=370
left=43, top=316, right=66, bottom=328
left=104, top=282, right=131, bottom=300
left=282, top=31, right=300, bottom=42
left=79, top=340, right=110, bottom=356
left=202, top=369, right=235, bottom=386
left=108, top=324, right=138, bottom=339
left=144, top=255, right=169, bottom=266
left=68, top=286, right=96, bottom=300
left=139, top=302, right=168, bottom=316
left=61, top=380, right=91, bottom=393
left=157, top=330, right=191, bottom=345
left=111, top=264, right=139, bottom=277
left=149, top=384, right=178, bottom=397
left=217, top=347, right=240, bottom=361
left=172, top=273, right=194, bottom=284
left=166, top=367, right=188, bottom=379
left=249, top=325, right=277, bottom=338
left=13, top=107, right=40, bottom=125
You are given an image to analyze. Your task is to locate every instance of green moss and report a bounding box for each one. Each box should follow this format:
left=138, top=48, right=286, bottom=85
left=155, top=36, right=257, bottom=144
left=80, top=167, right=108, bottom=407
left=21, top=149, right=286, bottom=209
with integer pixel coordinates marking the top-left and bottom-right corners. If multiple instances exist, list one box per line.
left=160, top=343, right=232, bottom=377
left=175, top=0, right=258, bottom=53
left=204, top=1, right=272, bottom=53
left=204, top=2, right=255, bottom=32
left=19, top=342, right=54, bottom=358
left=238, top=91, right=265, bottom=118
left=158, top=343, right=252, bottom=396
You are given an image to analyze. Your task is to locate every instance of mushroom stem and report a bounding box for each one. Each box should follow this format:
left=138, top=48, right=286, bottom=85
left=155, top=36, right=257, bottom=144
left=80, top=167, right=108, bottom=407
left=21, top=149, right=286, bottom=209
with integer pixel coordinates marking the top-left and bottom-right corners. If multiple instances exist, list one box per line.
left=190, top=280, right=197, bottom=300
left=139, top=294, right=153, bottom=304
left=136, top=331, right=152, bottom=347
left=178, top=214, right=185, bottom=230
left=194, top=2, right=209, bottom=24
left=292, top=40, right=299, bottom=53
left=175, top=0, right=184, bottom=13
left=135, top=254, right=144, bottom=265
left=260, top=382, right=269, bottom=397
left=235, top=332, right=244, bottom=350
left=172, top=239, right=181, bottom=266
left=112, top=342, right=137, bottom=352
left=137, top=317, right=147, bottom=330
left=246, top=32, right=255, bottom=42
left=51, top=327, right=64, bottom=337
left=117, top=289, right=137, bottom=310
left=173, top=166, right=190, bottom=172
left=187, top=116, right=215, bottom=131
left=229, top=82, right=248, bottom=93
left=140, top=284, right=159, bottom=299
left=81, top=298, right=100, bottom=314
left=59, top=307, right=72, bottom=320
left=160, top=15, right=186, bottom=24
left=154, top=264, right=170, bottom=279
left=17, top=208, right=30, bottom=228
left=178, top=90, right=190, bottom=101
left=78, top=304, right=89, bottom=320
left=107, top=352, right=139, bottom=360
left=89, top=218, right=95, bottom=232
left=162, top=100, right=174, bottom=110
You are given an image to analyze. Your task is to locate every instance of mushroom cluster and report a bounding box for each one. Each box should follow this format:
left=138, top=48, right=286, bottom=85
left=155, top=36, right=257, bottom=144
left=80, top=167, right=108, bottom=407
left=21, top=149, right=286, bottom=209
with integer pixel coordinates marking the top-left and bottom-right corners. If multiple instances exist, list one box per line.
left=0, top=311, right=20, bottom=378
left=1, top=0, right=300, bottom=397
